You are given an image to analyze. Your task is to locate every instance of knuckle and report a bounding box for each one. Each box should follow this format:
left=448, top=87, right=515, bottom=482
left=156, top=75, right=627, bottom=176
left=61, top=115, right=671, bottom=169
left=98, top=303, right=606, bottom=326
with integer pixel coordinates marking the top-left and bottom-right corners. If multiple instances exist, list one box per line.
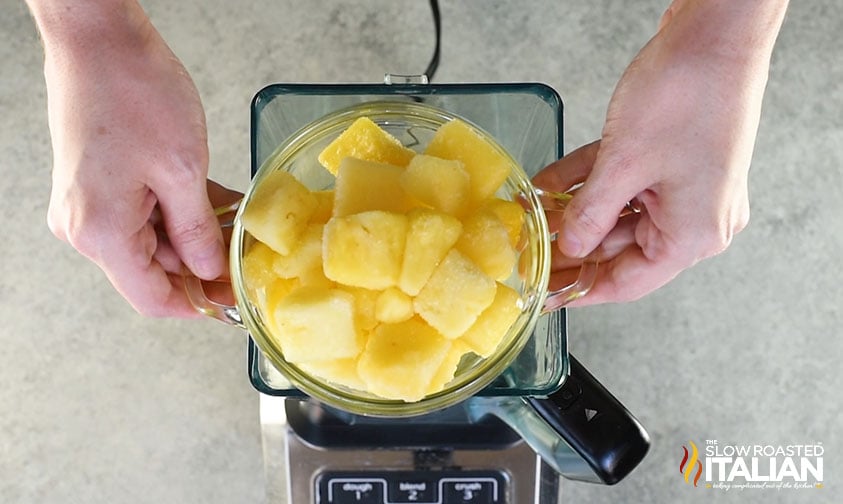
left=735, top=206, right=751, bottom=234
left=567, top=200, right=608, bottom=237
left=694, top=217, right=743, bottom=259
left=170, top=214, right=217, bottom=248
left=63, top=211, right=113, bottom=260
left=46, top=205, right=67, bottom=241
left=163, top=149, right=208, bottom=186
left=52, top=207, right=110, bottom=260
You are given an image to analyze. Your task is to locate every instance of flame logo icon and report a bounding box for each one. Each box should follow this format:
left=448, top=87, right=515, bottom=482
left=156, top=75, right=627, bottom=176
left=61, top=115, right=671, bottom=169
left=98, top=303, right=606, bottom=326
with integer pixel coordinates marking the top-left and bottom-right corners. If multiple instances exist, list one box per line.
left=680, top=441, right=703, bottom=487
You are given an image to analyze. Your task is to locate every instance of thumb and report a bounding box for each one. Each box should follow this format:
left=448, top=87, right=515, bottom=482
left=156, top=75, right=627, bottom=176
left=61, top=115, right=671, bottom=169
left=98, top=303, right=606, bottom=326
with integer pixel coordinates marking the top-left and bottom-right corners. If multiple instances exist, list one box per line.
left=155, top=176, right=225, bottom=280
left=558, top=149, right=644, bottom=258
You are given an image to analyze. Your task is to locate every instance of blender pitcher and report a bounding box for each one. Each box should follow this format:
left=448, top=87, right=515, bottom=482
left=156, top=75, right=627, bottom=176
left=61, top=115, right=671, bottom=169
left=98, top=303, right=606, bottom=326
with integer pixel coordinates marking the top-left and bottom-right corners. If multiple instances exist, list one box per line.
left=223, top=78, right=649, bottom=494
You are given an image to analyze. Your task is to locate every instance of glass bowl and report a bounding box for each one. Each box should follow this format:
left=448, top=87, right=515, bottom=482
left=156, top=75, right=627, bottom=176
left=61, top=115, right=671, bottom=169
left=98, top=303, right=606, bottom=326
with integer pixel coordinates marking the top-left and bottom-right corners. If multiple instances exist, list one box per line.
left=229, top=101, right=551, bottom=416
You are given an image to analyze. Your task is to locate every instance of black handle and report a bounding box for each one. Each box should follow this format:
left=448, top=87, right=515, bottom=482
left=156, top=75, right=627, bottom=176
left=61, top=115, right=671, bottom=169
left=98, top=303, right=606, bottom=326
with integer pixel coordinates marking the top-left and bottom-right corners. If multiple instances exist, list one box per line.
left=525, top=354, right=650, bottom=485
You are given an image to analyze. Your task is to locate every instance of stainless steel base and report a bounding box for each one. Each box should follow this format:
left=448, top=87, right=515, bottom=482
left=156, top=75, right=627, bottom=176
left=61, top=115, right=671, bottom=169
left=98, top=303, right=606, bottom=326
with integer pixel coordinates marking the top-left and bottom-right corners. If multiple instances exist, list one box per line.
left=260, top=395, right=563, bottom=503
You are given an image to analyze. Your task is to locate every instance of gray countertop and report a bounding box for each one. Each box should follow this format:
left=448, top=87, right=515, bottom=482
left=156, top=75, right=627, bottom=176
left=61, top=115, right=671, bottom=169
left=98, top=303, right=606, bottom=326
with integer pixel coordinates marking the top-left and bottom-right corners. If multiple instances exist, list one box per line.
left=2, top=1, right=840, bottom=503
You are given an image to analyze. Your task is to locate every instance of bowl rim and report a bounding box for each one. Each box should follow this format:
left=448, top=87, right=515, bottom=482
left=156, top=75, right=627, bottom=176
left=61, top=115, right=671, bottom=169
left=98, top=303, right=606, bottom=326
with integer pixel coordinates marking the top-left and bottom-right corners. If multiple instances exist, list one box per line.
left=231, top=100, right=552, bottom=417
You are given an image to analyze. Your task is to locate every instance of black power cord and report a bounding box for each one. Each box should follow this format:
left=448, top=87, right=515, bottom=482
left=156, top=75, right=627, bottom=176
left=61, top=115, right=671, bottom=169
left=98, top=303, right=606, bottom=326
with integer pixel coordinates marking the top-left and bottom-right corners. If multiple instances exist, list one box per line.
left=424, top=0, right=441, bottom=81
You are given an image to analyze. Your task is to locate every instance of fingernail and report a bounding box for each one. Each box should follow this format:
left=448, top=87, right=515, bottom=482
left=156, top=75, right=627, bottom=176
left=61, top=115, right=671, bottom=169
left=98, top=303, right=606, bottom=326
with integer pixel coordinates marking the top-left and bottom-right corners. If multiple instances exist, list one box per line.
left=561, top=229, right=584, bottom=258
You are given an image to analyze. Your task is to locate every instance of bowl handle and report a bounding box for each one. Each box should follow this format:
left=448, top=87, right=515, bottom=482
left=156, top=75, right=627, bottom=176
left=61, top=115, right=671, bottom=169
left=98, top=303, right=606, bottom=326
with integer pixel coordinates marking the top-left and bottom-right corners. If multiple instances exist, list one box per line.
left=183, top=200, right=246, bottom=328
left=534, top=188, right=639, bottom=312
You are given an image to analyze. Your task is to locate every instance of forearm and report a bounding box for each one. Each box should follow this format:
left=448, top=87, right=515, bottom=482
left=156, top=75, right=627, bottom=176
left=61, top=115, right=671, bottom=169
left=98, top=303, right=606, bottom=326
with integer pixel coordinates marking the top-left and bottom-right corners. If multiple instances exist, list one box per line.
left=660, top=0, right=789, bottom=77
left=26, top=0, right=152, bottom=60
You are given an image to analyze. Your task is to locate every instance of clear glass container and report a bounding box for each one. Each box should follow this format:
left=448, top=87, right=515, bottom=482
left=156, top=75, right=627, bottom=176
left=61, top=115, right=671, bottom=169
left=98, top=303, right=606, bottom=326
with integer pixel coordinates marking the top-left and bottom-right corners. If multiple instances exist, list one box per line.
left=243, top=83, right=570, bottom=414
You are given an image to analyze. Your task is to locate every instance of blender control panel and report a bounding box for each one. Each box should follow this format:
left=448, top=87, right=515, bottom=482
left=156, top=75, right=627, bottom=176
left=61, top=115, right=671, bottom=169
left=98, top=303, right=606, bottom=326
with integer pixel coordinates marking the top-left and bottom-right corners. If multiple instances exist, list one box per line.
left=316, top=470, right=508, bottom=503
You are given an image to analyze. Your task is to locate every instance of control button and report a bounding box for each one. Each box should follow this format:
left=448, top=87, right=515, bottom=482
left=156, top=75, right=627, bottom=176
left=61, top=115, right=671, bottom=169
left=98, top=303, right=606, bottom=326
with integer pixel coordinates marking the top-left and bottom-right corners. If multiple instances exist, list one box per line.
left=326, top=478, right=384, bottom=503
left=585, top=408, right=598, bottom=422
left=441, top=478, right=500, bottom=503
left=389, top=479, right=435, bottom=502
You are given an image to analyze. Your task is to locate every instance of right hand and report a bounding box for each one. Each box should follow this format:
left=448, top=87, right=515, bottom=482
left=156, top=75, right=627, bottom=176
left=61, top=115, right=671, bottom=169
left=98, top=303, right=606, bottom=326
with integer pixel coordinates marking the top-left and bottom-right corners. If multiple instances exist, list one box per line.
left=38, top=2, right=242, bottom=317
left=534, top=0, right=787, bottom=306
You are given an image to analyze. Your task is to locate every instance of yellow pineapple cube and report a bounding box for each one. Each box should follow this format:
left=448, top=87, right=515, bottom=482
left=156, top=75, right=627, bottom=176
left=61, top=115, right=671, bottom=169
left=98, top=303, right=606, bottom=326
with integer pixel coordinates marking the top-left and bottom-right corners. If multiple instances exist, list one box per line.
left=341, top=286, right=380, bottom=332
left=399, top=154, right=470, bottom=216
left=241, top=170, right=318, bottom=255
left=460, top=283, right=522, bottom=357
left=260, top=276, right=302, bottom=332
left=375, top=287, right=414, bottom=324
left=455, top=210, right=517, bottom=281
left=264, top=277, right=301, bottom=311
left=298, top=358, right=367, bottom=391
left=414, top=250, right=496, bottom=338
left=425, top=340, right=471, bottom=395
left=318, top=117, right=416, bottom=175
left=322, top=211, right=408, bottom=289
left=357, top=318, right=451, bottom=401
left=242, top=241, right=282, bottom=292
left=310, top=190, right=335, bottom=224
left=273, top=224, right=323, bottom=279
left=333, top=158, right=414, bottom=217
left=424, top=119, right=512, bottom=206
left=273, top=286, right=362, bottom=362
left=398, top=209, right=463, bottom=296
left=481, top=198, right=525, bottom=248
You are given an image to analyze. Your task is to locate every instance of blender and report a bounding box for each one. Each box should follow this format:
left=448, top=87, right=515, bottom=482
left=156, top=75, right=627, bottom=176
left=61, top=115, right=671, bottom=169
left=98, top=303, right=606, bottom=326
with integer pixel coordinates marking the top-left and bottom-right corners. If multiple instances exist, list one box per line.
left=243, top=79, right=650, bottom=503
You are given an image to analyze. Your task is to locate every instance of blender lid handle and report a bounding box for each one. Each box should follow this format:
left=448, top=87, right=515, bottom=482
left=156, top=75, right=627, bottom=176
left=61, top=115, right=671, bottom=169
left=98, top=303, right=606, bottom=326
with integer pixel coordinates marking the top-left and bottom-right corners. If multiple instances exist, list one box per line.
left=470, top=354, right=650, bottom=485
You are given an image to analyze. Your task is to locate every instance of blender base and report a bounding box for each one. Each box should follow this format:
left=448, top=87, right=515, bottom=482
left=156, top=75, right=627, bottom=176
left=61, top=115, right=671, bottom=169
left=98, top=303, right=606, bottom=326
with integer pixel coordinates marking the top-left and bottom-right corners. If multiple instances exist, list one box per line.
left=260, top=395, right=564, bottom=503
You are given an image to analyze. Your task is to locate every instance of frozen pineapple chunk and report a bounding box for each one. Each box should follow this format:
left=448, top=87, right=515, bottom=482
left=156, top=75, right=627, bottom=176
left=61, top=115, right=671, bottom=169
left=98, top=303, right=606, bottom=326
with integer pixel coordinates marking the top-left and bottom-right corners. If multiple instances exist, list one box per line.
left=333, top=158, right=414, bottom=217
left=414, top=250, right=496, bottom=339
left=341, top=286, right=380, bottom=332
left=263, top=277, right=301, bottom=312
left=399, top=154, right=470, bottom=216
left=425, top=340, right=471, bottom=396
left=310, top=190, right=335, bottom=224
left=455, top=210, right=517, bottom=281
left=242, top=241, right=282, bottom=292
left=460, top=283, right=522, bottom=357
left=273, top=224, right=323, bottom=280
left=481, top=198, right=525, bottom=248
left=424, top=119, right=512, bottom=206
left=273, top=286, right=362, bottom=362
left=357, top=318, right=451, bottom=402
left=318, top=117, right=416, bottom=175
left=298, top=359, right=367, bottom=391
left=260, top=276, right=302, bottom=332
left=241, top=170, right=318, bottom=255
left=322, top=211, right=408, bottom=289
left=398, top=209, right=463, bottom=296
left=375, top=287, right=415, bottom=324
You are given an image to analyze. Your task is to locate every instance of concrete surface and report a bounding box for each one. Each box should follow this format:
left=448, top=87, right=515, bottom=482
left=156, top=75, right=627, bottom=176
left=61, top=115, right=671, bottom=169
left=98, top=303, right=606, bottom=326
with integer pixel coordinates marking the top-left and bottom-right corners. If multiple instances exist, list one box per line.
left=2, top=1, right=841, bottom=503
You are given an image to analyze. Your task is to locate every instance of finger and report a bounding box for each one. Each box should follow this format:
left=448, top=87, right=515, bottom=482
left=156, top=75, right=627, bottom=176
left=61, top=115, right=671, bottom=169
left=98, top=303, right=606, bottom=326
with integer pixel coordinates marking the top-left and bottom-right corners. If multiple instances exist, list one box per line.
left=550, top=212, right=640, bottom=271
left=565, top=245, right=684, bottom=307
left=558, top=144, right=651, bottom=258
left=532, top=140, right=601, bottom=193
left=148, top=179, right=242, bottom=274
left=97, top=229, right=204, bottom=318
left=565, top=212, right=689, bottom=307
left=151, top=231, right=183, bottom=274
left=152, top=173, right=226, bottom=281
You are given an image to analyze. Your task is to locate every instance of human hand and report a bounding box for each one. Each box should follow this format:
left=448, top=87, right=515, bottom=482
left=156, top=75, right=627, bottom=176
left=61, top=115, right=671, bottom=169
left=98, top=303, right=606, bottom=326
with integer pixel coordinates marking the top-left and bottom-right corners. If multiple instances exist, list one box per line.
left=534, top=0, right=788, bottom=306
left=33, top=1, right=242, bottom=316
